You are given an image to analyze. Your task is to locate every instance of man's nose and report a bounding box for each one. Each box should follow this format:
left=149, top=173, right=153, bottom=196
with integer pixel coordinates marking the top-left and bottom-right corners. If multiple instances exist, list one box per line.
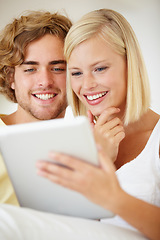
left=38, top=69, right=53, bottom=87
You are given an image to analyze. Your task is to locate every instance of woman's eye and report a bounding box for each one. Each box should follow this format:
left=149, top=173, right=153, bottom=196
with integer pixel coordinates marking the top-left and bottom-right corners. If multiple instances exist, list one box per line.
left=71, top=72, right=82, bottom=77
left=95, top=67, right=107, bottom=72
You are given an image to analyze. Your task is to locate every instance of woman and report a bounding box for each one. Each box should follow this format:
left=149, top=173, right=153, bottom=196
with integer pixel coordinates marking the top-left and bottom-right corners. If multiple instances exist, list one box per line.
left=37, top=9, right=160, bottom=239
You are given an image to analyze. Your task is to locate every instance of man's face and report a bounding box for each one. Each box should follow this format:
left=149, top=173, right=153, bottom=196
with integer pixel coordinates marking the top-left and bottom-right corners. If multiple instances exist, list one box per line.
left=11, top=34, right=67, bottom=121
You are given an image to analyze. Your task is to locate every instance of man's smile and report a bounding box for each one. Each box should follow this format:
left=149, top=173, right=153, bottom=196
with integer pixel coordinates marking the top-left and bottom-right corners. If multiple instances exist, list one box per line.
left=33, top=93, right=57, bottom=100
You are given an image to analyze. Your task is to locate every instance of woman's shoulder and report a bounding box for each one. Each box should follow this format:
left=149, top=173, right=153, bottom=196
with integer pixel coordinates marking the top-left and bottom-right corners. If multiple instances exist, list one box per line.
left=141, top=109, right=160, bottom=132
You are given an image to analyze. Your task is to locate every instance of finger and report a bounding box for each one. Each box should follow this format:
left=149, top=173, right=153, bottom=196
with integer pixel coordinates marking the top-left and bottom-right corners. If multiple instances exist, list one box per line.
left=100, top=128, right=125, bottom=147
left=96, top=117, right=123, bottom=135
left=106, top=117, right=123, bottom=130
left=96, top=107, right=120, bottom=126
left=114, top=131, right=125, bottom=143
left=36, top=159, right=95, bottom=194
left=36, top=160, right=74, bottom=179
left=103, top=124, right=124, bottom=138
left=48, top=152, right=94, bottom=172
left=37, top=167, right=79, bottom=191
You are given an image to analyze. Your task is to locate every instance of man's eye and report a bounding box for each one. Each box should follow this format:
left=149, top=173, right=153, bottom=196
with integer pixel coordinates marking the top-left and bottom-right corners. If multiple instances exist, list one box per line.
left=71, top=72, right=82, bottom=76
left=51, top=67, right=66, bottom=72
left=24, top=68, right=35, bottom=73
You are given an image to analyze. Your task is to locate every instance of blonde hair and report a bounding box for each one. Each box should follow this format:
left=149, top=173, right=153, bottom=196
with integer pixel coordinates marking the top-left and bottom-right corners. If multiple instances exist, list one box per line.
left=64, top=9, right=150, bottom=125
left=0, top=10, right=72, bottom=102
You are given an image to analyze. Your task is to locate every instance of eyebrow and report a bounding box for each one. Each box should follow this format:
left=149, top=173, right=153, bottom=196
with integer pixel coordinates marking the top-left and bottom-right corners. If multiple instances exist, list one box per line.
left=68, top=60, right=108, bottom=70
left=21, top=60, right=66, bottom=65
left=68, top=67, right=80, bottom=70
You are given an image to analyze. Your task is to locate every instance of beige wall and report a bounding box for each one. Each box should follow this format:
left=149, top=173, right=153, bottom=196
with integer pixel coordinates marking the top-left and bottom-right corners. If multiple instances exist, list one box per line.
left=0, top=0, right=159, bottom=114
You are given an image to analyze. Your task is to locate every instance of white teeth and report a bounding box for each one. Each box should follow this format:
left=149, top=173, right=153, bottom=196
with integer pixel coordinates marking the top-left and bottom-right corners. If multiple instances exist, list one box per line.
left=86, top=91, right=107, bottom=100
left=35, top=94, right=55, bottom=100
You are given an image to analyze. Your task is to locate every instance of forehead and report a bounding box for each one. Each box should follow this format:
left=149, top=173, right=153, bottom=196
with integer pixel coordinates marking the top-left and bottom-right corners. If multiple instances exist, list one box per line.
left=68, top=36, right=121, bottom=67
left=24, top=34, right=65, bottom=62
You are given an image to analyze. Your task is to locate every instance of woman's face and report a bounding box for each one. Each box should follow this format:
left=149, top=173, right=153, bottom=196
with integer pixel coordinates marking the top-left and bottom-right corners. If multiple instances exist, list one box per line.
left=68, top=36, right=127, bottom=117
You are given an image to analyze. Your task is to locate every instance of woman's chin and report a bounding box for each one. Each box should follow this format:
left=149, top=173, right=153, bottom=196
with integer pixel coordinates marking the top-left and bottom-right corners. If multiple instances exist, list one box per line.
left=90, top=109, right=102, bottom=118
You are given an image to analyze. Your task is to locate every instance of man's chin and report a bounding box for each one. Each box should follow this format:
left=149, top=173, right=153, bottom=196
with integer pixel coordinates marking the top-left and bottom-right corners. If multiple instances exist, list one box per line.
left=32, top=109, right=66, bottom=120
left=32, top=114, right=62, bottom=121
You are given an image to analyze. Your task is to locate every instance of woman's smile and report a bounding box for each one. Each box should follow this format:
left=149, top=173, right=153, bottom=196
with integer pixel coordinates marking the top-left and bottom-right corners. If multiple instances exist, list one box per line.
left=84, top=91, right=108, bottom=105
left=69, top=36, right=127, bottom=116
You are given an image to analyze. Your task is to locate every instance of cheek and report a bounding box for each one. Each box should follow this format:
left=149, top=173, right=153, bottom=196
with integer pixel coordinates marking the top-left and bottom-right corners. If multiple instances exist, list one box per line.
left=14, top=71, right=26, bottom=88
left=70, top=79, right=81, bottom=95
left=55, top=74, right=66, bottom=91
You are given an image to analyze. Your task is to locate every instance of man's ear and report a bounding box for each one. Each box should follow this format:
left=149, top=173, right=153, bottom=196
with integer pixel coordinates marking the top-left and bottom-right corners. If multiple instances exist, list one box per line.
left=11, top=80, right=15, bottom=90
left=7, top=67, right=15, bottom=90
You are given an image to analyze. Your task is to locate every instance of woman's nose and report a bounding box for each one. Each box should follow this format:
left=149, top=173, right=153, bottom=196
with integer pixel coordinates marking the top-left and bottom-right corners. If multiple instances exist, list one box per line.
left=82, top=73, right=97, bottom=89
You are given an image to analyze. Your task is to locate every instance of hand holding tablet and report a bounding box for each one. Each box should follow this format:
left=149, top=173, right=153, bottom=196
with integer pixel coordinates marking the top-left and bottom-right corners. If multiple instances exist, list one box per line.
left=0, top=116, right=114, bottom=219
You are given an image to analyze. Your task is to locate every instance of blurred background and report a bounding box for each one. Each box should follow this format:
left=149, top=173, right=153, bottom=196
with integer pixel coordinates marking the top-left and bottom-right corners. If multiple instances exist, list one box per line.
left=0, top=0, right=159, bottom=114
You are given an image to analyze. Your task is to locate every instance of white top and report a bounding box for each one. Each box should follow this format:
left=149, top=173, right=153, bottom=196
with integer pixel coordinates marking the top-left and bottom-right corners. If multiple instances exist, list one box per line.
left=102, top=119, right=160, bottom=230
left=64, top=106, right=74, bottom=119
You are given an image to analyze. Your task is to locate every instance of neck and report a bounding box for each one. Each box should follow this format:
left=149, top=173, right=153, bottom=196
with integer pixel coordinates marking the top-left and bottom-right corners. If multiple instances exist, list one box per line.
left=123, top=109, right=159, bottom=137
left=1, top=111, right=40, bottom=126
left=1, top=105, right=66, bottom=125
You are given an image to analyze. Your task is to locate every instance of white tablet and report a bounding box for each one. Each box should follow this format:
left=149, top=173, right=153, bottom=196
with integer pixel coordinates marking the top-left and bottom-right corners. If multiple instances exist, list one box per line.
left=0, top=116, right=114, bottom=219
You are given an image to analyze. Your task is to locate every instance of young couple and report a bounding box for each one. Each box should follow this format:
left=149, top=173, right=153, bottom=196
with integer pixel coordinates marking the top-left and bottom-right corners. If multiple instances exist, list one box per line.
left=0, top=9, right=159, bottom=240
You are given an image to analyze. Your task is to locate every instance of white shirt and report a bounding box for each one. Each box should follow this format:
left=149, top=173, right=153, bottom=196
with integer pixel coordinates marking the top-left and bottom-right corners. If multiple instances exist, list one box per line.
left=102, top=119, right=160, bottom=230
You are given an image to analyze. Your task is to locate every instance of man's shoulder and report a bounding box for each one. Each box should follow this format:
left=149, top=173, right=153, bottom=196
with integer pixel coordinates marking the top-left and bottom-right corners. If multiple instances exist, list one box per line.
left=0, top=115, right=6, bottom=126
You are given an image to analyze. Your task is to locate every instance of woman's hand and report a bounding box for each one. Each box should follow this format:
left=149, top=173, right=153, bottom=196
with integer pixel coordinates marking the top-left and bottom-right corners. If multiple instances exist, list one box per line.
left=36, top=148, right=121, bottom=211
left=36, top=146, right=160, bottom=240
left=88, top=107, right=125, bottom=162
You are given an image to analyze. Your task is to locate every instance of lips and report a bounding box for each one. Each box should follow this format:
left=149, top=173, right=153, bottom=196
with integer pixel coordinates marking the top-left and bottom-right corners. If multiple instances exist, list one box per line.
left=33, top=93, right=57, bottom=100
left=83, top=91, right=108, bottom=106
left=85, top=91, right=107, bottom=101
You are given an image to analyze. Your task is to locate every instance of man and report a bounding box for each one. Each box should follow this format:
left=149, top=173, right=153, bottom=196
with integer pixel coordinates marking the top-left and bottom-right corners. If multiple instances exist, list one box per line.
left=0, top=10, right=72, bottom=204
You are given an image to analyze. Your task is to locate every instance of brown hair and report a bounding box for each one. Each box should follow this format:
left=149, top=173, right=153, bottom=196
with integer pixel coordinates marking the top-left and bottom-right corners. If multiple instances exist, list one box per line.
left=0, top=10, right=72, bottom=102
